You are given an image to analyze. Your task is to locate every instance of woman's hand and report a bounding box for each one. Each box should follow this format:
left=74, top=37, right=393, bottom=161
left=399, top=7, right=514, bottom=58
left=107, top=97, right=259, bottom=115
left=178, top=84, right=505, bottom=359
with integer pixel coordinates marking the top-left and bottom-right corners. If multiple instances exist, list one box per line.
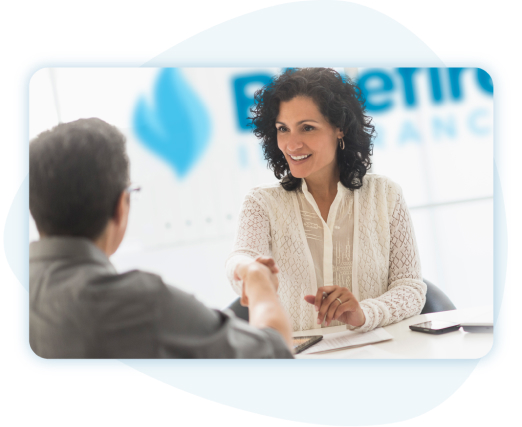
left=234, top=256, right=280, bottom=306
left=304, top=286, right=365, bottom=327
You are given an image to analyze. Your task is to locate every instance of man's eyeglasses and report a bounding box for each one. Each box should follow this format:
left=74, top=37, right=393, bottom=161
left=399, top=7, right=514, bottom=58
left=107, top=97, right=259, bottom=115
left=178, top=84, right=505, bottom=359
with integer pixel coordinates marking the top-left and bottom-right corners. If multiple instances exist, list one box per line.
left=126, top=184, right=141, bottom=201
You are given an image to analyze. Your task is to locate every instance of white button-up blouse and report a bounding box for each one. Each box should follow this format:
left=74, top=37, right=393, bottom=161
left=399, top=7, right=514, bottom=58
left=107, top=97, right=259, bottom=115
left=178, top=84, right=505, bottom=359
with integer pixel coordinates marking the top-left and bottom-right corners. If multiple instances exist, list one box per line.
left=299, top=179, right=354, bottom=295
left=226, top=174, right=426, bottom=332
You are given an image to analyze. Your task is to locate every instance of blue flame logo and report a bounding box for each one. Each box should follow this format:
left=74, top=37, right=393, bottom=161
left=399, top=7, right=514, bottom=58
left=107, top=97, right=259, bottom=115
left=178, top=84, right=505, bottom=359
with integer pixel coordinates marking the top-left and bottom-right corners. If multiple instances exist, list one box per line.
left=133, top=69, right=211, bottom=178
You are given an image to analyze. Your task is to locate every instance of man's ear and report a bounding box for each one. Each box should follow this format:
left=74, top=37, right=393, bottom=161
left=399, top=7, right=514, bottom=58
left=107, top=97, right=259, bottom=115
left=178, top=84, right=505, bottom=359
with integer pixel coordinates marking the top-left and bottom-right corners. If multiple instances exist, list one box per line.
left=100, top=190, right=130, bottom=257
left=112, top=190, right=130, bottom=228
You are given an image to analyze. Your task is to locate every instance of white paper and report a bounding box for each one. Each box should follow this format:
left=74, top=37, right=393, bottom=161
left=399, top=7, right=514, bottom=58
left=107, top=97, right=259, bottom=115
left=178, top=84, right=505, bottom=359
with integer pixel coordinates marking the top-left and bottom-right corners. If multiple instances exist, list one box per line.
left=300, top=327, right=393, bottom=354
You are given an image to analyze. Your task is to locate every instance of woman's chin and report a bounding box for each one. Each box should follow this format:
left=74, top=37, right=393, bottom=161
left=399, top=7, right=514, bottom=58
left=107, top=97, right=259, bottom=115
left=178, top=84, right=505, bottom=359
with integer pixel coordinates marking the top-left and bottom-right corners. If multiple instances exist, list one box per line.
left=288, top=165, right=311, bottom=179
left=289, top=170, right=307, bottom=179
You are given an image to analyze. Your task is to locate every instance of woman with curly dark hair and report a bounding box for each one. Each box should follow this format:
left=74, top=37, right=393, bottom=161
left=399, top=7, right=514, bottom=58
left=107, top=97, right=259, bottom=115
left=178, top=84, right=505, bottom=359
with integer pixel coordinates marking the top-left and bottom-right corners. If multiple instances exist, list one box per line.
left=226, top=68, right=426, bottom=333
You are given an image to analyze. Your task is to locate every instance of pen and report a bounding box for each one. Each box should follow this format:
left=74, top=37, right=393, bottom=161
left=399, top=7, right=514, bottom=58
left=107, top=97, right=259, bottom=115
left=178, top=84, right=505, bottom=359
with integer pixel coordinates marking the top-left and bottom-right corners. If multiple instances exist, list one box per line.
left=318, top=291, right=328, bottom=324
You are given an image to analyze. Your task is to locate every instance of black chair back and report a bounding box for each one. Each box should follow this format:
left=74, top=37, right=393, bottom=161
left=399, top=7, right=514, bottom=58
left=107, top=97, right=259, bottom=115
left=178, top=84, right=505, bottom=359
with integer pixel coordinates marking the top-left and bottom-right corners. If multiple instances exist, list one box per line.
left=226, top=298, right=249, bottom=321
left=421, top=279, right=456, bottom=314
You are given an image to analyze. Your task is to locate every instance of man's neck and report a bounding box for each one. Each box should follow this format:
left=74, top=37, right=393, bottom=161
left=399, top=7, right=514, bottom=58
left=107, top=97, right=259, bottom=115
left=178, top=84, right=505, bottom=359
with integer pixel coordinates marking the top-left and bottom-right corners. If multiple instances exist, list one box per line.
left=93, top=227, right=114, bottom=257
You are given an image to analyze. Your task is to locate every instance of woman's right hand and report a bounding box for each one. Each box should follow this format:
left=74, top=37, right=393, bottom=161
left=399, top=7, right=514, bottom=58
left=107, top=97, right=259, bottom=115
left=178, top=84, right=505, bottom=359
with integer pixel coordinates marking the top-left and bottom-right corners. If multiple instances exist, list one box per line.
left=234, top=256, right=280, bottom=306
left=234, top=256, right=279, bottom=283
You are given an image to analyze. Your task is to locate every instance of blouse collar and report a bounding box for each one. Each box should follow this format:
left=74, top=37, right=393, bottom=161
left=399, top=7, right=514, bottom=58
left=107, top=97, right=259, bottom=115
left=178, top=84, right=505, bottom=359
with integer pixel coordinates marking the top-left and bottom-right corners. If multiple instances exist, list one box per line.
left=301, top=179, right=348, bottom=196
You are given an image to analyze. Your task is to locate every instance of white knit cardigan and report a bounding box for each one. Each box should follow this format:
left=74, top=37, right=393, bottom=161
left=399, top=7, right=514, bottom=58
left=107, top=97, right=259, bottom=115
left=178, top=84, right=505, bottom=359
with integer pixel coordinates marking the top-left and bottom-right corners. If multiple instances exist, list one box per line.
left=225, top=174, right=427, bottom=332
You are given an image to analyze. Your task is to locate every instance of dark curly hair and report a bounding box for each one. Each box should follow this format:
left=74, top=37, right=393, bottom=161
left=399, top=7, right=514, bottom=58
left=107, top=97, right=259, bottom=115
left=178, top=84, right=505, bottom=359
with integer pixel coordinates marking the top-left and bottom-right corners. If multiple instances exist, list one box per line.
left=249, top=68, right=374, bottom=191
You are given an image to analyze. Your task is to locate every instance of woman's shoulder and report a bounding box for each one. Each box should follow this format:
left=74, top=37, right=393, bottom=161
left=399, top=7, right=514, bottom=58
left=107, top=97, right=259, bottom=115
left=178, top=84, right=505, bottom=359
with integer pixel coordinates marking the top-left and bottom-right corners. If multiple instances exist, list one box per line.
left=361, top=174, right=402, bottom=197
left=247, top=181, right=292, bottom=198
left=244, top=182, right=295, bottom=210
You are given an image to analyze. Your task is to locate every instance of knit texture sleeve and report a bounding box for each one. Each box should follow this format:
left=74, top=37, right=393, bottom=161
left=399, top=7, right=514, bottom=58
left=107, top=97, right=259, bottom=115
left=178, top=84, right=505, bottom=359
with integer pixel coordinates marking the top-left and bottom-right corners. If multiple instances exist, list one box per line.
left=225, top=190, right=272, bottom=295
left=350, top=185, right=426, bottom=332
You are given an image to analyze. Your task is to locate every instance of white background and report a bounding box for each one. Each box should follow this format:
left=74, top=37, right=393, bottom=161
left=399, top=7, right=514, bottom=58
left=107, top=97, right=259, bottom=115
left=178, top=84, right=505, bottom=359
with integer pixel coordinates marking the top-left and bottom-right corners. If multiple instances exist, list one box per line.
left=28, top=67, right=493, bottom=311
left=0, top=1, right=519, bottom=426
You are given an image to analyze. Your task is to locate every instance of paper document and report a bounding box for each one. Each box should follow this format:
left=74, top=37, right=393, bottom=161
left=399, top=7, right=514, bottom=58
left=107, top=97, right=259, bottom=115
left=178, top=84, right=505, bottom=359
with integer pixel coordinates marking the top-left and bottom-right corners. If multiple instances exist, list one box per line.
left=300, top=327, right=393, bottom=354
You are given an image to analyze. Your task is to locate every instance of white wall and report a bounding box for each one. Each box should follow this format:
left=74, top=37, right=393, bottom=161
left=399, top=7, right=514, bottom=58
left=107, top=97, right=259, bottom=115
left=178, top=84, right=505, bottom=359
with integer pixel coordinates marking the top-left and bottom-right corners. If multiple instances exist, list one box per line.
left=29, top=67, right=493, bottom=310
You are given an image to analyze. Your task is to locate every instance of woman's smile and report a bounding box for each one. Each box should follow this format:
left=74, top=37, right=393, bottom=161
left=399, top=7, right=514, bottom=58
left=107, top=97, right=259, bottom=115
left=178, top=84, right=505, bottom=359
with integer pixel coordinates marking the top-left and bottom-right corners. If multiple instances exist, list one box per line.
left=288, top=153, right=312, bottom=163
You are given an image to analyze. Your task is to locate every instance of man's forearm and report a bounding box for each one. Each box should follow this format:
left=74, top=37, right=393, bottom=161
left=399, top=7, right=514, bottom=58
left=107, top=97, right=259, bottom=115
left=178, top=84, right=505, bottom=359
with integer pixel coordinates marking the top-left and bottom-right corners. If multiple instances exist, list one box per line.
left=244, top=270, right=293, bottom=349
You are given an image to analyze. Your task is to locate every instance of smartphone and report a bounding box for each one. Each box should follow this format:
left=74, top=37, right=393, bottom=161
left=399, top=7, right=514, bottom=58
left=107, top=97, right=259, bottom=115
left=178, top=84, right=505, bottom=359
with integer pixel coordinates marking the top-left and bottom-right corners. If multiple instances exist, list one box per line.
left=409, top=320, right=460, bottom=335
left=293, top=335, right=323, bottom=354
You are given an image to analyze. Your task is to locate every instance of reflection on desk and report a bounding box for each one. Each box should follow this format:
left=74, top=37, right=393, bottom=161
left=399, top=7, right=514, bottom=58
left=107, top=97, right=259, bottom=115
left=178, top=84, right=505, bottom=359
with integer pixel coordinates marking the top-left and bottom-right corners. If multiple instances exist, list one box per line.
left=293, top=306, right=493, bottom=359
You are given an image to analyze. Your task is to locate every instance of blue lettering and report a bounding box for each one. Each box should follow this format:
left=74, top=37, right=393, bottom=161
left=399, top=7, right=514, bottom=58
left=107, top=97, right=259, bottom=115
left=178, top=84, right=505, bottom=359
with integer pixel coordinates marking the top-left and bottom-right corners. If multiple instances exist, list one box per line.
left=358, top=70, right=394, bottom=112
left=233, top=74, right=272, bottom=131
left=373, top=128, right=385, bottom=148
left=237, top=144, right=249, bottom=168
left=429, top=68, right=443, bottom=104
left=477, top=69, right=493, bottom=95
left=433, top=115, right=457, bottom=140
left=448, top=68, right=465, bottom=101
left=397, top=68, right=419, bottom=107
left=468, top=108, right=491, bottom=135
left=398, top=120, right=422, bottom=145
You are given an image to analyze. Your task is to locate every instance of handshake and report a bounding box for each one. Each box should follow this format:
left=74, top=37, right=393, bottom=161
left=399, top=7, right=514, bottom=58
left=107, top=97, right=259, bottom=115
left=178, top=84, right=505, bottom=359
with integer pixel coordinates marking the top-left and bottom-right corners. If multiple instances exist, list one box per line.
left=234, top=256, right=280, bottom=306
left=234, top=255, right=366, bottom=331
left=233, top=256, right=292, bottom=348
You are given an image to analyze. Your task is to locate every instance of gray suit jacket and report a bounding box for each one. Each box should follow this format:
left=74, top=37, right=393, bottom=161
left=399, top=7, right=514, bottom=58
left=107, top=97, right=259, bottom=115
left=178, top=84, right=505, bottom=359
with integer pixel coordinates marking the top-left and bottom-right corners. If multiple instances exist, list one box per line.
left=29, top=237, right=292, bottom=359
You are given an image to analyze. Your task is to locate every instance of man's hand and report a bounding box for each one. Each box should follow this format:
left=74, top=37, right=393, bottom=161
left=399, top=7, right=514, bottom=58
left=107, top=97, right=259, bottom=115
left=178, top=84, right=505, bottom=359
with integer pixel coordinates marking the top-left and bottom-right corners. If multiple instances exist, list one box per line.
left=239, top=258, right=279, bottom=307
left=234, top=256, right=280, bottom=306
left=236, top=257, right=292, bottom=350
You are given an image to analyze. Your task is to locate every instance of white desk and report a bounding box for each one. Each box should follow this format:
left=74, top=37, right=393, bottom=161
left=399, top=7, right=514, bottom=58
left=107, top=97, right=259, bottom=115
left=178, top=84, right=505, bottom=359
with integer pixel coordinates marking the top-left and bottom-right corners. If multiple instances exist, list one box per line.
left=293, top=306, right=494, bottom=359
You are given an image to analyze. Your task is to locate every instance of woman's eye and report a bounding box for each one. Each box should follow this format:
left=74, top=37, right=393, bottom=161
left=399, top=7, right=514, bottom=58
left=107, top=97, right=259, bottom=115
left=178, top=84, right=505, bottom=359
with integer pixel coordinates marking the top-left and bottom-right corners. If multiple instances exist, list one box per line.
left=277, top=126, right=287, bottom=132
left=303, top=125, right=315, bottom=131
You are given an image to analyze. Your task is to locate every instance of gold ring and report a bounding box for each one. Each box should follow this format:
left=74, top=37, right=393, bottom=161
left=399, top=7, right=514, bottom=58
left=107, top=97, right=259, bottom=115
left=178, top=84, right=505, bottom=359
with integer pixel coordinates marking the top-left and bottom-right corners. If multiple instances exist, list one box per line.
left=336, top=298, right=342, bottom=305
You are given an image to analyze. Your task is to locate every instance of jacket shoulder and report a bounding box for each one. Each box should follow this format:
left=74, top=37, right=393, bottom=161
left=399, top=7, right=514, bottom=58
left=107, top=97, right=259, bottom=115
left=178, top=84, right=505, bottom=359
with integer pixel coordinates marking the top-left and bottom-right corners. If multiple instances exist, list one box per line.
left=86, top=269, right=167, bottom=299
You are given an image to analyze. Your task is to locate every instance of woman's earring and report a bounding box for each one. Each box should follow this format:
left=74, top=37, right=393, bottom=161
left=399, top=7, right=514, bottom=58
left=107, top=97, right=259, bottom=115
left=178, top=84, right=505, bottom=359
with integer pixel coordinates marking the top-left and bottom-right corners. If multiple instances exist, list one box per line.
left=338, top=137, right=345, bottom=150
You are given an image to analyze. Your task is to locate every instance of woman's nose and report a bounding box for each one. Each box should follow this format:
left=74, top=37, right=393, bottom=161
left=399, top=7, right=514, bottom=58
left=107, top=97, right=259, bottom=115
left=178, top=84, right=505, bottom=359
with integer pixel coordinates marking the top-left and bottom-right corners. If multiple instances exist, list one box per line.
left=286, top=133, right=304, bottom=152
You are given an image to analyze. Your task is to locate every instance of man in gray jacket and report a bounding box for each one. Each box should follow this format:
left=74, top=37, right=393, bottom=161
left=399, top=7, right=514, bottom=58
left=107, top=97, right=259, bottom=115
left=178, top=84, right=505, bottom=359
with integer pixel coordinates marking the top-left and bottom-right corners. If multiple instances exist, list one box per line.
left=29, top=118, right=292, bottom=359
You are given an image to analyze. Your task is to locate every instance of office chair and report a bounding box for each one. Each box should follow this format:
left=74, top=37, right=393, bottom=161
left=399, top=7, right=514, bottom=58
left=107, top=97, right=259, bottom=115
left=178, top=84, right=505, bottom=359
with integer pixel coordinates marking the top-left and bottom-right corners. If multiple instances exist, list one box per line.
left=226, top=279, right=456, bottom=321
left=226, top=297, right=249, bottom=321
left=420, top=279, right=456, bottom=314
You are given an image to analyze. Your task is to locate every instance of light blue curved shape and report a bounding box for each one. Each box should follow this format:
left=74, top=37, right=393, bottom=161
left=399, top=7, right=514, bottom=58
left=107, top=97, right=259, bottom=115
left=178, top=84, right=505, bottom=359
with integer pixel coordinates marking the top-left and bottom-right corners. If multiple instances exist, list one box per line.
left=6, top=1, right=503, bottom=426
left=133, top=68, right=211, bottom=178
left=144, top=2, right=443, bottom=67
left=123, top=163, right=505, bottom=426
left=494, top=164, right=507, bottom=321
left=130, top=1, right=500, bottom=424
left=4, top=175, right=28, bottom=291
left=125, top=359, right=478, bottom=425
left=6, top=165, right=503, bottom=425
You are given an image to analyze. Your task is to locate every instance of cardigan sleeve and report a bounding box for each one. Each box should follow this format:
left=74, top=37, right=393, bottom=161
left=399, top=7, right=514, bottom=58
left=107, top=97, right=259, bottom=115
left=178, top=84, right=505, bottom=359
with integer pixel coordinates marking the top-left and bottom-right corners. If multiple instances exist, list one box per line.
left=349, top=185, right=427, bottom=332
left=225, top=190, right=272, bottom=295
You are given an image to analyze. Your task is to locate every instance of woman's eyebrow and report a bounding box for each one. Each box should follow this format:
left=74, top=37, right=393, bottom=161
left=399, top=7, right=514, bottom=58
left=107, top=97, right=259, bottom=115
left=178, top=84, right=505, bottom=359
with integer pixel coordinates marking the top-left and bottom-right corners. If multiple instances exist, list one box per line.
left=275, top=119, right=319, bottom=125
